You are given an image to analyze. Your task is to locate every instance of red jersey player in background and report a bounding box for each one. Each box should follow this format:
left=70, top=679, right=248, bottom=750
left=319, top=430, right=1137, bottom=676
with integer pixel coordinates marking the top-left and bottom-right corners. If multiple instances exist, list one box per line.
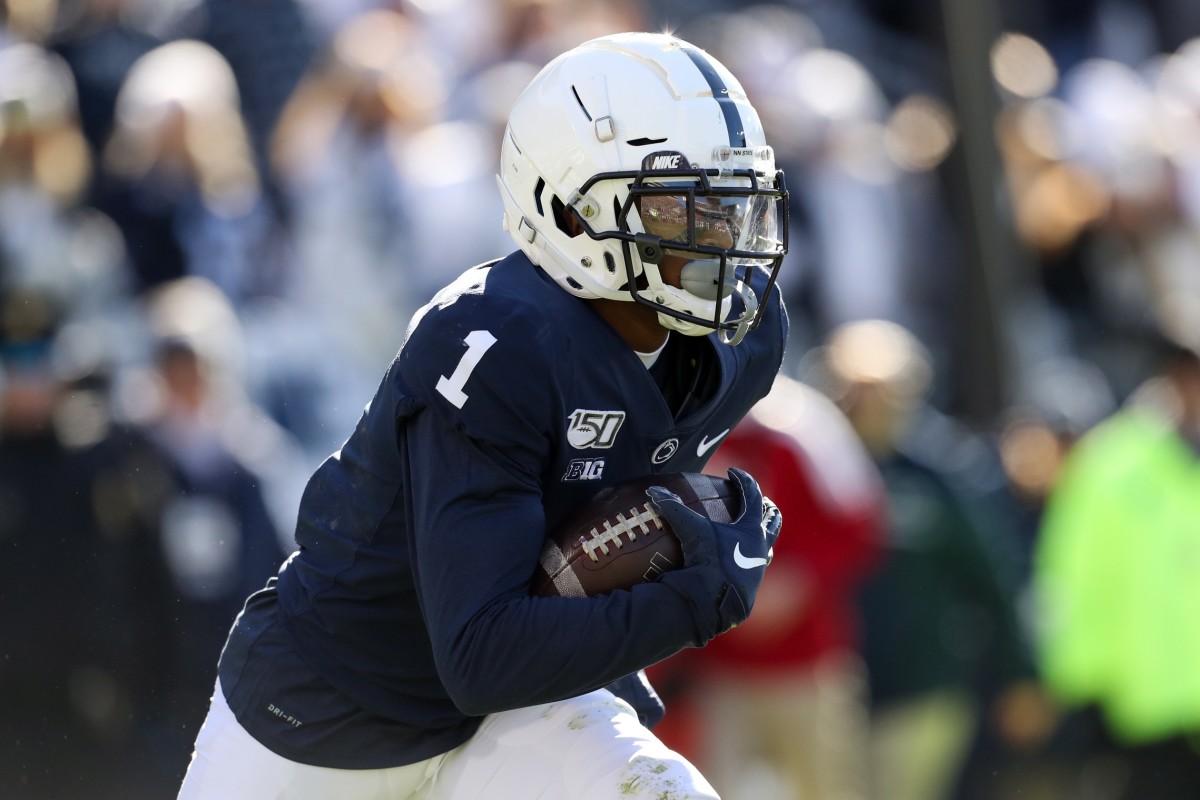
left=650, top=374, right=886, bottom=800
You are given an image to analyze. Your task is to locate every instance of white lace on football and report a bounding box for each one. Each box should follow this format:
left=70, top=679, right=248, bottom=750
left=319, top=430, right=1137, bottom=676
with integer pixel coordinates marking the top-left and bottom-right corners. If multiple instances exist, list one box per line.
left=581, top=503, right=665, bottom=562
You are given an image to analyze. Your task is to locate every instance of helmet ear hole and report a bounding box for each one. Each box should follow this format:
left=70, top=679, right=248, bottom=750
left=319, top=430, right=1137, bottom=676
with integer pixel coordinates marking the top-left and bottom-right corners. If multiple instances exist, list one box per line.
left=551, top=195, right=584, bottom=237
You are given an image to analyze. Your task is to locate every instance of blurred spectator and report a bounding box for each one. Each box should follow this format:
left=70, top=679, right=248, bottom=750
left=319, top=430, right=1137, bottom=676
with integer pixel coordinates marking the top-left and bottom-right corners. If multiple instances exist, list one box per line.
left=995, top=357, right=1117, bottom=580
left=992, top=44, right=1109, bottom=384
left=661, top=374, right=886, bottom=800
left=264, top=8, right=512, bottom=458
left=953, top=357, right=1117, bottom=800
left=1, top=0, right=58, bottom=44
left=0, top=286, right=181, bottom=799
left=49, top=0, right=313, bottom=206
left=998, top=47, right=1200, bottom=400
left=483, top=0, right=644, bottom=68
left=687, top=8, right=969, bottom=400
left=812, top=319, right=1054, bottom=800
left=196, top=0, right=315, bottom=187
left=1033, top=333, right=1200, bottom=799
left=92, top=38, right=281, bottom=300
left=0, top=40, right=138, bottom=374
left=270, top=9, right=447, bottom=338
left=48, top=0, right=165, bottom=160
left=1, top=42, right=94, bottom=266
left=132, top=276, right=307, bottom=551
left=707, top=13, right=918, bottom=353
left=1000, top=0, right=1200, bottom=70
left=98, top=276, right=303, bottom=781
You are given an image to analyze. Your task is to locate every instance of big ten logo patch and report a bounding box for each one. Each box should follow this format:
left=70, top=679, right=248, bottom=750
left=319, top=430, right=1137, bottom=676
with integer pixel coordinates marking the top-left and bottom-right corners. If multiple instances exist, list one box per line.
left=566, top=409, right=625, bottom=449
left=563, top=458, right=605, bottom=481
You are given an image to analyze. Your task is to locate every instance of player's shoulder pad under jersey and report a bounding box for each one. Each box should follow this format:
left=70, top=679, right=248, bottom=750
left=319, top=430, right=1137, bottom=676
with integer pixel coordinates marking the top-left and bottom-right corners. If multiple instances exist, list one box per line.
left=750, top=263, right=788, bottom=343
left=399, top=260, right=563, bottom=432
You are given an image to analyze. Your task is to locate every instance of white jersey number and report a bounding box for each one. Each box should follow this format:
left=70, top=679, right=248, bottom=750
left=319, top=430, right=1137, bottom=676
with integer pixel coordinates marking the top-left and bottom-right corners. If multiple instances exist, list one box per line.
left=436, top=330, right=498, bottom=409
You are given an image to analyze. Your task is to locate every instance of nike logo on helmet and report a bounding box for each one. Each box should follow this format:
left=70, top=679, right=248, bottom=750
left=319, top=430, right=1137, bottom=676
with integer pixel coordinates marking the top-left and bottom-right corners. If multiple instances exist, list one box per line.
left=733, top=542, right=768, bottom=570
left=696, top=428, right=730, bottom=457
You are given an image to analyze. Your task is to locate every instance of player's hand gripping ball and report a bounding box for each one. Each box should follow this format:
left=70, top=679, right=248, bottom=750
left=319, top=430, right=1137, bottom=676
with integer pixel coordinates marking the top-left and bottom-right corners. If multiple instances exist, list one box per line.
left=532, top=473, right=740, bottom=597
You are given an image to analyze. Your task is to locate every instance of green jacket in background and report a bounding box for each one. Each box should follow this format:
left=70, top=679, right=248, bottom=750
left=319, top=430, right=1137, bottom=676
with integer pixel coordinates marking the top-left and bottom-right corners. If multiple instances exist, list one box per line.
left=1035, top=409, right=1200, bottom=743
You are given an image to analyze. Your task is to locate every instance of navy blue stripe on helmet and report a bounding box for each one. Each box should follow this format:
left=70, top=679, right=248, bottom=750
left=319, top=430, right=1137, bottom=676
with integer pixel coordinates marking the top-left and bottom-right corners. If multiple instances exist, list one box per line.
left=682, top=47, right=746, bottom=147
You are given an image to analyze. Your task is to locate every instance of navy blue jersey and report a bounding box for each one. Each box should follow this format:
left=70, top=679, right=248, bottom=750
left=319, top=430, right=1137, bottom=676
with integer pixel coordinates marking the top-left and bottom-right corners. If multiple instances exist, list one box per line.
left=218, top=251, right=787, bottom=768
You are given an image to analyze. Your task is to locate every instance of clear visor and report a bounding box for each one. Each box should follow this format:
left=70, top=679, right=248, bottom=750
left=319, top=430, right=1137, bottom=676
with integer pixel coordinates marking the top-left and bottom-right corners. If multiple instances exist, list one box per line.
left=636, top=190, right=783, bottom=262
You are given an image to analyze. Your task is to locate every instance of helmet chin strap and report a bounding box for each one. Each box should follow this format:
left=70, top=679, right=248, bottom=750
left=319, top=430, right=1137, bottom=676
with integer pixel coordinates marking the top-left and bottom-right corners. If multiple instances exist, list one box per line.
left=719, top=282, right=758, bottom=345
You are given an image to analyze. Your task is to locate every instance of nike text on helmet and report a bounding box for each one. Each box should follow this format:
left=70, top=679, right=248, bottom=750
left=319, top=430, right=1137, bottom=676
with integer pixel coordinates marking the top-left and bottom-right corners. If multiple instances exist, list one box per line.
left=496, top=32, right=789, bottom=345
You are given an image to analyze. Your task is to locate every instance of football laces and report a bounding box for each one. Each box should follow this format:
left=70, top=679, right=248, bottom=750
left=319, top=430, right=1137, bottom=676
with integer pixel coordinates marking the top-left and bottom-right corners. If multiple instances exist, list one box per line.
left=581, top=504, right=665, bottom=562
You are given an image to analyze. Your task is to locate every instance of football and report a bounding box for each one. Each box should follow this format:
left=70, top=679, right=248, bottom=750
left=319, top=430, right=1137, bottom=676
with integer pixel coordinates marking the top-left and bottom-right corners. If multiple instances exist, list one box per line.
left=532, top=472, right=740, bottom=597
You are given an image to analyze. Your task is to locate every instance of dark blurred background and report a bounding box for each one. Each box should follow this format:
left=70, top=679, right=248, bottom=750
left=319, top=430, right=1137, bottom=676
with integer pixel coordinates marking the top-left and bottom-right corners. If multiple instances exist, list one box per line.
left=3, top=0, right=1200, bottom=798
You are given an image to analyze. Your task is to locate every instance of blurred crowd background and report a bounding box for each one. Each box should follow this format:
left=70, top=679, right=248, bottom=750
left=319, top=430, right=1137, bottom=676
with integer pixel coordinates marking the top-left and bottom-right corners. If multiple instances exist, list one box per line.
left=3, top=0, right=1200, bottom=798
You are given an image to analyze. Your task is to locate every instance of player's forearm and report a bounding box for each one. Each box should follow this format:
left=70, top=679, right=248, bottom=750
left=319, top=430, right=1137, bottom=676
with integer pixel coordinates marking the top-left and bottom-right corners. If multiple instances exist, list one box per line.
left=430, top=582, right=699, bottom=716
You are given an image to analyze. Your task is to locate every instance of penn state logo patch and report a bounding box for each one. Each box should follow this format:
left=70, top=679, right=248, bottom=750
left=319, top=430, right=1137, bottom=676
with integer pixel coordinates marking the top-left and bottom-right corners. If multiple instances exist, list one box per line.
left=566, top=409, right=625, bottom=449
left=651, top=438, right=679, bottom=465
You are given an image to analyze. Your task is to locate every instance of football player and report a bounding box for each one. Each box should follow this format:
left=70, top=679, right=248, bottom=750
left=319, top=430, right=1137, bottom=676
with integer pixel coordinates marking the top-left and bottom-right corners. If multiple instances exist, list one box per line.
left=178, top=31, right=788, bottom=800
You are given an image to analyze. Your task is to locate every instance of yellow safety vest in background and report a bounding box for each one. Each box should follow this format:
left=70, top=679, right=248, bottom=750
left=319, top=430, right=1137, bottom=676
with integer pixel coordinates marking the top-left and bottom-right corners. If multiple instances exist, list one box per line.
left=1036, top=410, right=1200, bottom=743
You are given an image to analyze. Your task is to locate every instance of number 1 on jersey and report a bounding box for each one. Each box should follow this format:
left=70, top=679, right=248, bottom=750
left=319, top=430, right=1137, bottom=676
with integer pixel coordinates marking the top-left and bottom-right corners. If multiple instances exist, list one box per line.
left=437, top=330, right=498, bottom=409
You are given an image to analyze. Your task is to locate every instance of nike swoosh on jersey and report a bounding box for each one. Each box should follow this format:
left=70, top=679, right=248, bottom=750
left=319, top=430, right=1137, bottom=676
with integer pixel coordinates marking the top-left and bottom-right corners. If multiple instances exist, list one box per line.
left=696, top=428, right=731, bottom=457
left=733, top=542, right=769, bottom=570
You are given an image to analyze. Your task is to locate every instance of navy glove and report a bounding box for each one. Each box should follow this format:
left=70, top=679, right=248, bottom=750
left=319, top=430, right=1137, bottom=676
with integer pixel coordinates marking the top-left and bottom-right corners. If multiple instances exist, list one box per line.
left=648, top=467, right=782, bottom=639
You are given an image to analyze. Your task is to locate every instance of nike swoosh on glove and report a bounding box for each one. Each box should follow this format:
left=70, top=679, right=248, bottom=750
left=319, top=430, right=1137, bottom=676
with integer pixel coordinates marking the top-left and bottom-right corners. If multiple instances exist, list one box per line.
left=648, top=467, right=782, bottom=641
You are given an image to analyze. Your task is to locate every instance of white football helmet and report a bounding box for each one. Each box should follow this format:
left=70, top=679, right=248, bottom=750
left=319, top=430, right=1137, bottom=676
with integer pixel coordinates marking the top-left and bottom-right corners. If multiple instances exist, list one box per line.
left=496, top=32, right=788, bottom=345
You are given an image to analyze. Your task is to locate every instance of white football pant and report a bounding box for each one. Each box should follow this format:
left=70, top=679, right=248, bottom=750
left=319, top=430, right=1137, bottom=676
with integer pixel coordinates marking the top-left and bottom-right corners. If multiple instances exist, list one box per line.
left=178, top=680, right=719, bottom=799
